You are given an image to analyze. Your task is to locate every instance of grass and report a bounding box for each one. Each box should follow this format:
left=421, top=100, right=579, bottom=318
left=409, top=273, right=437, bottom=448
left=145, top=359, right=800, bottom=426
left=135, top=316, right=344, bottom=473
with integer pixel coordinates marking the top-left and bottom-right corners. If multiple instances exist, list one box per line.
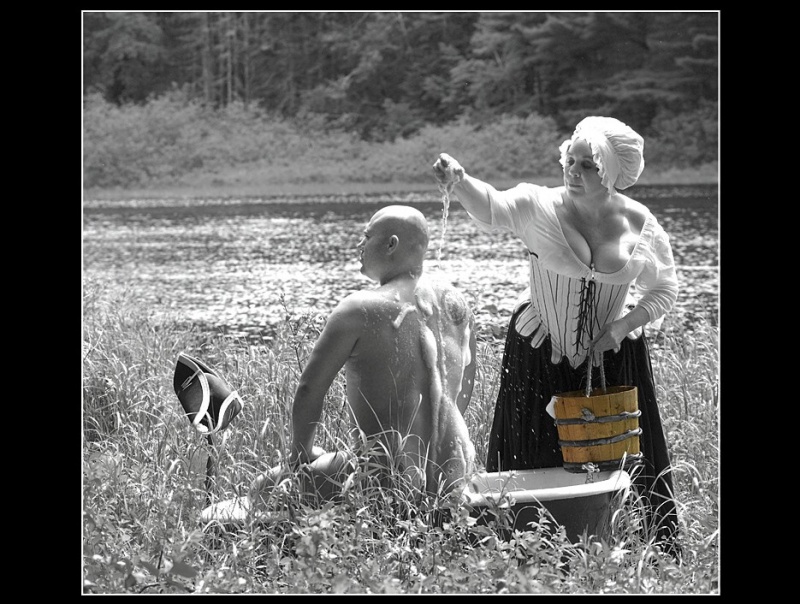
left=82, top=277, right=719, bottom=594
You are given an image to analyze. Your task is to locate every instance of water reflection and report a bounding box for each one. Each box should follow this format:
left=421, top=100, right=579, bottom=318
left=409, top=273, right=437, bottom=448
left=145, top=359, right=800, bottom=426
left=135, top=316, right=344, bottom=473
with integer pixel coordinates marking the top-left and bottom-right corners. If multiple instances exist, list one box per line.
left=83, top=186, right=718, bottom=344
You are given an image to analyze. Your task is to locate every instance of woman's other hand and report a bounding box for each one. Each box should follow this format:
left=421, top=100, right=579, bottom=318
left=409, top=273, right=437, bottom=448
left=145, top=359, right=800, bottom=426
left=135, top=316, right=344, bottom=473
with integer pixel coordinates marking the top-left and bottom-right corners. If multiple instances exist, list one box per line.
left=592, top=306, right=651, bottom=355
left=591, top=319, right=629, bottom=354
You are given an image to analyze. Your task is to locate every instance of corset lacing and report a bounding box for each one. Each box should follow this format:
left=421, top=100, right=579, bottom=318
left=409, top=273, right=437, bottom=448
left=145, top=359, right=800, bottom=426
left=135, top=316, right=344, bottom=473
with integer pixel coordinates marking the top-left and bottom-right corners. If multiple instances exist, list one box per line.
left=576, top=263, right=607, bottom=394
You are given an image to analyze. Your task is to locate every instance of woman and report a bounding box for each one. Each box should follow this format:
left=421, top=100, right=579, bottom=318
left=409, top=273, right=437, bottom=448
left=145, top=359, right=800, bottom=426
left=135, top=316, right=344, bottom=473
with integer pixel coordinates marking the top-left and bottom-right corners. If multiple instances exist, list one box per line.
left=433, top=116, right=680, bottom=557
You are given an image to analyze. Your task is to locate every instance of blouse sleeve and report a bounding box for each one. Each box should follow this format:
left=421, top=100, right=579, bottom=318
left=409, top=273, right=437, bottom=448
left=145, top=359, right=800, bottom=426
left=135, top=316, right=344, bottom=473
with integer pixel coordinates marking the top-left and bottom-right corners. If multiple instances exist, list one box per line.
left=463, top=183, right=542, bottom=235
left=633, top=218, right=679, bottom=323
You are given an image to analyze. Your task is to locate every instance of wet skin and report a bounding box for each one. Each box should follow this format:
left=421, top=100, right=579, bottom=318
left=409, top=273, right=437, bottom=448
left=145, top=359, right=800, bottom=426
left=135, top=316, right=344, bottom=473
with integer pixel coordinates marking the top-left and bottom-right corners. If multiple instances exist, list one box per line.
left=249, top=206, right=477, bottom=507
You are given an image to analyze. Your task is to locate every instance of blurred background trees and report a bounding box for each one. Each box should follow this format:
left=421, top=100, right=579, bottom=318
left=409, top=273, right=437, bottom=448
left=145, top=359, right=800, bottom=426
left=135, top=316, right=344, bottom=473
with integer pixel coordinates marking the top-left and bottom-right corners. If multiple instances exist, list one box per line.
left=83, top=12, right=717, bottom=138
left=83, top=11, right=718, bottom=189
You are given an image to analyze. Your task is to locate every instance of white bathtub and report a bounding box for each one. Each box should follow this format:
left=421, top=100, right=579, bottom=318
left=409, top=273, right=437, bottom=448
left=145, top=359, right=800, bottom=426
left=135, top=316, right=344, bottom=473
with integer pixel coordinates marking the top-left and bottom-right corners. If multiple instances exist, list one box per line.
left=201, top=467, right=632, bottom=543
left=461, top=467, right=631, bottom=542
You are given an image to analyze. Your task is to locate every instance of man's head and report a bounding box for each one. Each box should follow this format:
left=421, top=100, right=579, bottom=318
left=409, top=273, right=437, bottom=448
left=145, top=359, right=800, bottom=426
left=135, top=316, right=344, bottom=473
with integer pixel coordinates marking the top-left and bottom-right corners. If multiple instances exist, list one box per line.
left=357, top=205, right=429, bottom=284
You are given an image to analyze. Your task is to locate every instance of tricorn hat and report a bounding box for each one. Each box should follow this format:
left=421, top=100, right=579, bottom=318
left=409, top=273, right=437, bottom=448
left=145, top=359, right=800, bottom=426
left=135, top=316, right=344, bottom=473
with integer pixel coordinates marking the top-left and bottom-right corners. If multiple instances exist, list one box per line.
left=173, top=352, right=243, bottom=435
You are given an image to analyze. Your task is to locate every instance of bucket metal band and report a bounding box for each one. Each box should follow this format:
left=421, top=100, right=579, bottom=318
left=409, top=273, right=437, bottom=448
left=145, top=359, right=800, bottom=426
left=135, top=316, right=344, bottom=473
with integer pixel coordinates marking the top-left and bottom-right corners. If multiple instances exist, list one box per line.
left=554, top=409, right=641, bottom=426
left=558, top=427, right=642, bottom=448
left=563, top=453, right=644, bottom=472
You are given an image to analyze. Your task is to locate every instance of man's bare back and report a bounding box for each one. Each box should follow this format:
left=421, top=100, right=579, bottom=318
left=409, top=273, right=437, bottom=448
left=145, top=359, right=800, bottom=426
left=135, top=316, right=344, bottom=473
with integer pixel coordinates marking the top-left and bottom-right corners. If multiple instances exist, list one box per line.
left=249, top=205, right=477, bottom=508
left=343, top=273, right=476, bottom=493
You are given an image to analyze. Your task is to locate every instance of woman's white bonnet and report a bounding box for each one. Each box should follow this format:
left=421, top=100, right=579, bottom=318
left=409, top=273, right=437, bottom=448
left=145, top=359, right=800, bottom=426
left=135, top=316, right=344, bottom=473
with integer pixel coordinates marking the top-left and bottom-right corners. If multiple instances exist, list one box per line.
left=559, top=116, right=645, bottom=193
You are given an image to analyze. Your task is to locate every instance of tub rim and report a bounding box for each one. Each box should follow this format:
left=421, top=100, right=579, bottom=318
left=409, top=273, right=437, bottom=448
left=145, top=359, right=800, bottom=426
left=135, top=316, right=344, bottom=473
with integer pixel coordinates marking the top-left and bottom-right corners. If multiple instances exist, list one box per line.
left=462, top=467, right=631, bottom=505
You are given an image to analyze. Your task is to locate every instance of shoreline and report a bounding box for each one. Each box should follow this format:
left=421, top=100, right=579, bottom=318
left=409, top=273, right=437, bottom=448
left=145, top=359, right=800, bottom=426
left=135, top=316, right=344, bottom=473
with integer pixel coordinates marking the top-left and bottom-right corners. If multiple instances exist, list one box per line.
left=83, top=178, right=719, bottom=202
left=83, top=165, right=718, bottom=202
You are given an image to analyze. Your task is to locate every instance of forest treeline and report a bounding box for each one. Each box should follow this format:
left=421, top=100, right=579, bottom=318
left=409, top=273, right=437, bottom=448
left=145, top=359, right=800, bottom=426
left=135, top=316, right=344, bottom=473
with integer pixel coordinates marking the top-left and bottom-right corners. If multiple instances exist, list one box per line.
left=83, top=11, right=718, bottom=191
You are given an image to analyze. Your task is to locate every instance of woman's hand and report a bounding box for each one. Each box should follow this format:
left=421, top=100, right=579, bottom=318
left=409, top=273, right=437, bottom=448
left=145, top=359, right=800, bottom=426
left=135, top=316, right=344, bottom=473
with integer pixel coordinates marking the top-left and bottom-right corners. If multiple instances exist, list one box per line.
left=592, top=306, right=650, bottom=355
left=433, top=153, right=465, bottom=188
left=591, top=319, right=629, bottom=354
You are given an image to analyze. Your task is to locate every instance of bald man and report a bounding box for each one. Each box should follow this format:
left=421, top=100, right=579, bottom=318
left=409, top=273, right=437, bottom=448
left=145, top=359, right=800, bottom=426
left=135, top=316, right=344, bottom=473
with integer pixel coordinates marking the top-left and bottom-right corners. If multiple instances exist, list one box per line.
left=250, top=205, right=477, bottom=508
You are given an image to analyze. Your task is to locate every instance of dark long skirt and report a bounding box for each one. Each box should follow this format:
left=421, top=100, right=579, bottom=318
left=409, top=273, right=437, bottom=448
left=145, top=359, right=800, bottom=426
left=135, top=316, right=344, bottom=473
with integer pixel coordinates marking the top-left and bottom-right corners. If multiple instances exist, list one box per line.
left=486, top=303, right=680, bottom=556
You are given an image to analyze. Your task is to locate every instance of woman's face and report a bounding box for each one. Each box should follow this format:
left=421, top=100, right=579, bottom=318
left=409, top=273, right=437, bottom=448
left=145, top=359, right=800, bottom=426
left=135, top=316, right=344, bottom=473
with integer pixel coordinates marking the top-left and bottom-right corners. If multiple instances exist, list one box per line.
left=563, top=138, right=605, bottom=197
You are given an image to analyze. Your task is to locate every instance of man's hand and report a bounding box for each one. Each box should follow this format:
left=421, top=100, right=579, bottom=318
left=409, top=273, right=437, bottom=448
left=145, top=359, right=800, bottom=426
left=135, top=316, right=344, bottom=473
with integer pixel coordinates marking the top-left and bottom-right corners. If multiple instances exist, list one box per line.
left=288, top=444, right=327, bottom=468
left=249, top=445, right=328, bottom=505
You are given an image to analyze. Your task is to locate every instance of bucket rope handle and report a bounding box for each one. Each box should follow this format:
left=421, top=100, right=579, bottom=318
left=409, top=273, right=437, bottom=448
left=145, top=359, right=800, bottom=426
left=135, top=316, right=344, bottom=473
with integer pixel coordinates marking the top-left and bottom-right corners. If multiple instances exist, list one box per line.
left=585, top=345, right=607, bottom=397
left=579, top=267, right=607, bottom=397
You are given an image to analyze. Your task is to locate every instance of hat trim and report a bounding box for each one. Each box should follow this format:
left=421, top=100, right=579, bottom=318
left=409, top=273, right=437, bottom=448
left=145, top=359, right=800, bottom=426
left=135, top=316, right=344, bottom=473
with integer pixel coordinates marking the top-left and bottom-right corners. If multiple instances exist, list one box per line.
left=201, top=390, right=243, bottom=436
left=176, top=354, right=214, bottom=432
left=177, top=352, right=221, bottom=379
left=190, top=372, right=212, bottom=431
left=175, top=352, right=243, bottom=435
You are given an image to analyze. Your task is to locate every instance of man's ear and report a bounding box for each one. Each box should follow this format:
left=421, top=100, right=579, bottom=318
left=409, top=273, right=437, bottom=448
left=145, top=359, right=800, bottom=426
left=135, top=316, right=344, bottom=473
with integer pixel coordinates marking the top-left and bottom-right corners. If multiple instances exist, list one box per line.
left=387, top=235, right=399, bottom=254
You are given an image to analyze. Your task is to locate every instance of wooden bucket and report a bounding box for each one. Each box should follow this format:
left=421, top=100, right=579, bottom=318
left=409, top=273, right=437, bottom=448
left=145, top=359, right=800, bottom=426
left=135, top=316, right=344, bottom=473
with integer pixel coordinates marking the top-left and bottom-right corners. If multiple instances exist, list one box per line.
left=553, top=385, right=642, bottom=473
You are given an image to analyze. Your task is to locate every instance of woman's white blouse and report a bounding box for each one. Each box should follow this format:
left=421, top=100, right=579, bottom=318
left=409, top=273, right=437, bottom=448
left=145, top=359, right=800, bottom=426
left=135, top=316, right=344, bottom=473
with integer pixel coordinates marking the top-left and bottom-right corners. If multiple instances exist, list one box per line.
left=466, top=183, right=678, bottom=368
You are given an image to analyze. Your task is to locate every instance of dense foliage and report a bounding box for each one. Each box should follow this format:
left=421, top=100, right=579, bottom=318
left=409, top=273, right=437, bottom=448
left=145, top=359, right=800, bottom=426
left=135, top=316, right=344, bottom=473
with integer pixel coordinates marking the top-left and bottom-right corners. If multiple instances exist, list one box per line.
left=83, top=91, right=717, bottom=191
left=83, top=12, right=718, bottom=141
left=82, top=279, right=719, bottom=594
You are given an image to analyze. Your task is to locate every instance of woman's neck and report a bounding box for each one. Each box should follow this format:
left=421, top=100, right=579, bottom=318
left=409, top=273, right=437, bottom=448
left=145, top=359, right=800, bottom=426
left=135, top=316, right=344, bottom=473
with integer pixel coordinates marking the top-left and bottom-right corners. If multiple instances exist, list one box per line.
left=566, top=189, right=615, bottom=219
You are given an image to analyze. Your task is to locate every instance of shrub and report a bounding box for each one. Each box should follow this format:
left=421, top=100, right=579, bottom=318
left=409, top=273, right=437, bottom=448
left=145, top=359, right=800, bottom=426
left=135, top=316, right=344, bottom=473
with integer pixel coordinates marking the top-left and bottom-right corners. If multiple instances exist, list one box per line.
left=646, top=102, right=718, bottom=169
left=83, top=92, right=312, bottom=189
left=359, top=113, right=563, bottom=184
left=84, top=91, right=717, bottom=192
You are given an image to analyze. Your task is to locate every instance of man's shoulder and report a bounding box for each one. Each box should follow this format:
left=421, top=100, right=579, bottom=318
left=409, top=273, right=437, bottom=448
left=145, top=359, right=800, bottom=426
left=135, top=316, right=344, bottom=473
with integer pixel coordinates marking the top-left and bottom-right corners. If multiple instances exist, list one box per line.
left=419, top=275, right=466, bottom=298
left=333, top=288, right=384, bottom=316
left=417, top=276, right=473, bottom=325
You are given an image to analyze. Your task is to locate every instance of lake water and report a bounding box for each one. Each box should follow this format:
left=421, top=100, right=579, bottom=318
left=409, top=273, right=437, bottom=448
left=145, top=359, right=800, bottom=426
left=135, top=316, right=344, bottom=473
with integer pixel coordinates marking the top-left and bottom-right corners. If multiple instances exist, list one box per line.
left=83, top=184, right=718, bottom=346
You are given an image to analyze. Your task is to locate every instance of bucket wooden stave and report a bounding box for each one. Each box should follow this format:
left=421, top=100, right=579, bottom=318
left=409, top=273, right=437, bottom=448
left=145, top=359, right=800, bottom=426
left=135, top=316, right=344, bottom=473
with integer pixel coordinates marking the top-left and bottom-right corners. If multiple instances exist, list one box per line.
left=553, top=385, right=642, bottom=473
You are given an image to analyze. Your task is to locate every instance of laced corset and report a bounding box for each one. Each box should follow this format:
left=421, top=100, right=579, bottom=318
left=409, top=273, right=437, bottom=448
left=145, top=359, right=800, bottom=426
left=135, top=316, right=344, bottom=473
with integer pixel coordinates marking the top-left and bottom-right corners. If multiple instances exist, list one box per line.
left=467, top=182, right=678, bottom=369
left=515, top=255, right=630, bottom=368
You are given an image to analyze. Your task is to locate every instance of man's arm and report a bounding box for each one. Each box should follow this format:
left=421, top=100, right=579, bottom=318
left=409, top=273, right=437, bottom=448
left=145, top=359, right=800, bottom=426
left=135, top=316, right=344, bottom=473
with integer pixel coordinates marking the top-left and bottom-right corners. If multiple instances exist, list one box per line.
left=290, top=296, right=363, bottom=463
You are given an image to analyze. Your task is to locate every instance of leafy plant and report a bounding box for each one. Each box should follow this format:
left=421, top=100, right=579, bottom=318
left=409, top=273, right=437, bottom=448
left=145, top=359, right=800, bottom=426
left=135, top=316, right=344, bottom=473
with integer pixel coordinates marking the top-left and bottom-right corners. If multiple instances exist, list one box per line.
left=82, top=278, right=719, bottom=594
